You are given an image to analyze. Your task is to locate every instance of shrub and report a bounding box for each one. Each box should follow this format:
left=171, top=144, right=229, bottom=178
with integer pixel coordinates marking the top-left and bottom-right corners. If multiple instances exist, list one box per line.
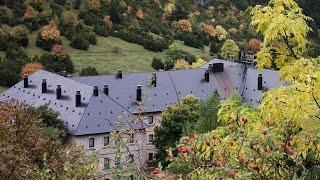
left=143, top=37, right=169, bottom=52
left=74, top=0, right=82, bottom=9
left=174, top=59, right=190, bottom=70
left=210, top=41, right=223, bottom=54
left=136, top=9, right=144, bottom=20
left=36, top=23, right=62, bottom=51
left=79, top=66, right=99, bottom=76
left=94, top=25, right=108, bottom=37
left=37, top=53, right=74, bottom=73
left=103, top=15, right=112, bottom=30
left=152, top=57, right=164, bottom=70
left=70, top=36, right=89, bottom=50
left=182, top=33, right=204, bottom=49
left=172, top=19, right=192, bottom=33
left=53, top=0, right=67, bottom=6
left=0, top=7, right=9, bottom=24
left=220, top=39, right=240, bottom=59
left=61, top=11, right=77, bottom=27
left=21, top=62, right=44, bottom=76
left=10, top=25, right=30, bottom=47
left=87, top=33, right=97, bottom=45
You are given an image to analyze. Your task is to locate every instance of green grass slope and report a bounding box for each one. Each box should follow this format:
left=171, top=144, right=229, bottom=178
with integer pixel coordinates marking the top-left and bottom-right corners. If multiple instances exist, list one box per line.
left=25, top=31, right=209, bottom=75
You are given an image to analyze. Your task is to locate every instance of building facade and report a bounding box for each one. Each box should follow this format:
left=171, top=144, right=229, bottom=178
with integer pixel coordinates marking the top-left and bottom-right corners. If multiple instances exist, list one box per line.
left=0, top=59, right=282, bottom=179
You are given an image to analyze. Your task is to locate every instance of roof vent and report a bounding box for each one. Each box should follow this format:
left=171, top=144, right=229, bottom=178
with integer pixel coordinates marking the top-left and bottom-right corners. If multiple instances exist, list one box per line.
left=151, top=73, right=157, bottom=87
left=258, top=74, right=263, bottom=90
left=136, top=85, right=142, bottom=102
left=42, top=79, right=47, bottom=93
left=23, top=74, right=28, bottom=88
left=117, top=69, right=122, bottom=79
left=204, top=69, right=209, bottom=82
left=103, top=84, right=109, bottom=95
left=76, top=91, right=81, bottom=107
left=56, top=85, right=62, bottom=99
left=93, top=85, right=98, bottom=96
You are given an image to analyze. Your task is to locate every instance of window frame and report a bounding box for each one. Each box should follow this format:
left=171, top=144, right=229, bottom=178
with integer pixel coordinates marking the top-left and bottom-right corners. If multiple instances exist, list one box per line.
left=103, top=157, right=110, bottom=170
left=148, top=134, right=153, bottom=144
left=148, top=153, right=154, bottom=161
left=103, top=136, right=110, bottom=146
left=89, top=137, right=95, bottom=148
left=148, top=116, right=154, bottom=125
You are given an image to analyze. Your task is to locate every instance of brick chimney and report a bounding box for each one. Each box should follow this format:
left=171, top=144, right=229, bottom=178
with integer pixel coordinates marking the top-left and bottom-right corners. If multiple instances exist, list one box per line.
left=103, top=84, right=109, bottom=95
left=204, top=69, right=209, bottom=82
left=258, top=74, right=263, bottom=90
left=93, top=85, right=98, bottom=96
left=56, top=85, right=62, bottom=99
left=23, top=74, right=28, bottom=88
left=136, top=85, right=142, bottom=102
left=75, top=91, right=81, bottom=107
left=42, top=79, right=47, bottom=93
left=117, top=69, right=122, bottom=79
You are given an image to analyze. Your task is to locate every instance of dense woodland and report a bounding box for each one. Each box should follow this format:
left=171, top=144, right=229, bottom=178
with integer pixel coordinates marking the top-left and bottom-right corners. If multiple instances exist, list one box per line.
left=1, top=0, right=320, bottom=179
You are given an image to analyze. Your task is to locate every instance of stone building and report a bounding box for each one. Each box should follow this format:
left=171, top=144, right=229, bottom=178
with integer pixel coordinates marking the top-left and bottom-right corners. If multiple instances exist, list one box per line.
left=0, top=59, right=282, bottom=179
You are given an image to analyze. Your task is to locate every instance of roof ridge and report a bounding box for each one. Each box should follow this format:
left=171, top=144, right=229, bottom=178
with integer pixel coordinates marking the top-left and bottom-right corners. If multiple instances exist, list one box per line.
left=74, top=94, right=94, bottom=135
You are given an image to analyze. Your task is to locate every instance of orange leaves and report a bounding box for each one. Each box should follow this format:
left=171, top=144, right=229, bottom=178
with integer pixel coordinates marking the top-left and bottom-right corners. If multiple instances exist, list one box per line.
left=103, top=15, right=112, bottom=29
left=136, top=8, right=144, bottom=20
left=202, top=24, right=216, bottom=38
left=249, top=39, right=261, bottom=53
left=90, top=0, right=100, bottom=9
left=23, top=5, right=38, bottom=19
left=21, top=62, right=44, bottom=76
left=51, top=44, right=64, bottom=54
left=173, top=19, right=193, bottom=33
left=40, top=22, right=61, bottom=40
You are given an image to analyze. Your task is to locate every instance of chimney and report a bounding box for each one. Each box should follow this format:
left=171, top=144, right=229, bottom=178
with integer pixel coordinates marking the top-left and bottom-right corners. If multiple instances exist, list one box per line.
left=208, top=63, right=213, bottom=70
left=204, top=69, right=209, bottom=82
left=23, top=74, right=28, bottom=88
left=151, top=73, right=157, bottom=87
left=93, top=85, right=98, bottom=96
left=136, top=85, right=142, bottom=102
left=117, top=69, right=122, bottom=79
left=56, top=85, right=62, bottom=99
left=42, top=79, right=47, bottom=93
left=75, top=91, right=81, bottom=107
left=103, top=84, right=109, bottom=95
left=62, top=71, right=67, bottom=77
left=258, top=74, right=263, bottom=90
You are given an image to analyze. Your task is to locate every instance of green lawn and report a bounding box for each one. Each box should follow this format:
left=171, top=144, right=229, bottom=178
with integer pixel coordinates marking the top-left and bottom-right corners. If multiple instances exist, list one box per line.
left=0, top=86, right=7, bottom=93
left=25, top=32, right=209, bottom=75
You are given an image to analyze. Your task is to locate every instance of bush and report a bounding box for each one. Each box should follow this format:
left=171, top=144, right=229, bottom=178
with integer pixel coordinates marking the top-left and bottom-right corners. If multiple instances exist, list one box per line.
left=36, top=33, right=62, bottom=51
left=178, top=32, right=204, bottom=49
left=94, top=25, right=108, bottom=37
left=87, top=33, right=97, bottom=45
left=36, top=23, right=62, bottom=51
left=151, top=57, right=164, bottom=70
left=220, top=39, right=240, bottom=59
left=143, top=37, right=170, bottom=52
left=0, top=8, right=10, bottom=24
left=210, top=41, right=223, bottom=54
left=53, top=0, right=67, bottom=6
left=79, top=66, right=99, bottom=76
left=70, top=36, right=89, bottom=50
left=37, top=53, right=74, bottom=73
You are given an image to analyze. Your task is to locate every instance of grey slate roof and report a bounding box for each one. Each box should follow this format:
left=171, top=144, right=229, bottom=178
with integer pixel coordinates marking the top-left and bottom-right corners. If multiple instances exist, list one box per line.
left=0, top=59, right=282, bottom=136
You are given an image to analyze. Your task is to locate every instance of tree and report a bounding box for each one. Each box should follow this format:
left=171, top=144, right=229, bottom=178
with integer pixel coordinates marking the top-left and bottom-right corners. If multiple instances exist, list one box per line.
left=0, top=102, right=98, bottom=179
left=172, top=19, right=192, bottom=33
left=151, top=57, right=164, bottom=70
left=191, top=58, right=206, bottom=69
left=61, top=11, right=77, bottom=27
left=154, top=95, right=200, bottom=166
left=220, top=39, right=240, bottom=59
left=21, top=62, right=44, bottom=76
left=80, top=66, right=99, bottom=76
left=174, top=59, right=190, bottom=70
left=163, top=0, right=320, bottom=179
left=136, top=8, right=144, bottom=20
left=249, top=38, right=261, bottom=53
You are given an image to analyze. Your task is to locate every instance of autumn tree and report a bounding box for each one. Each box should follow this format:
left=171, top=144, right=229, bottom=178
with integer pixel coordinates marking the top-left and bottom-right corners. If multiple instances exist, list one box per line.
left=172, top=19, right=193, bottom=33
left=174, top=59, right=190, bottom=70
left=220, top=39, right=240, bottom=59
left=21, top=62, right=44, bottom=76
left=136, top=8, right=144, bottom=20
left=0, top=102, right=98, bottom=179
left=249, top=38, right=261, bottom=53
left=162, top=0, right=320, bottom=179
left=36, top=22, right=62, bottom=51
left=103, top=15, right=113, bottom=30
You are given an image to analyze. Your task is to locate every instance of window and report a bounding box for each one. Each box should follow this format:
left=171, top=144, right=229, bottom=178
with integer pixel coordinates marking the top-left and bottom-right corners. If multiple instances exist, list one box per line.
left=104, top=157, right=110, bottom=169
left=129, top=154, right=134, bottom=163
left=148, top=153, right=153, bottom=161
left=104, top=136, right=110, bottom=146
left=148, top=116, right=154, bottom=125
left=129, top=134, right=134, bottom=143
left=148, top=134, right=153, bottom=144
left=89, top=138, right=95, bottom=148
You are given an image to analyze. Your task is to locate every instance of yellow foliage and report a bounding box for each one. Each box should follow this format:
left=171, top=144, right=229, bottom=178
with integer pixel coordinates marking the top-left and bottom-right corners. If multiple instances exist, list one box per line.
left=174, top=59, right=190, bottom=70
left=191, top=58, right=206, bottom=69
left=103, top=16, right=112, bottom=29
left=40, top=22, right=61, bottom=40
left=201, top=23, right=216, bottom=38
left=23, top=6, right=38, bottom=19
left=172, top=19, right=193, bottom=33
